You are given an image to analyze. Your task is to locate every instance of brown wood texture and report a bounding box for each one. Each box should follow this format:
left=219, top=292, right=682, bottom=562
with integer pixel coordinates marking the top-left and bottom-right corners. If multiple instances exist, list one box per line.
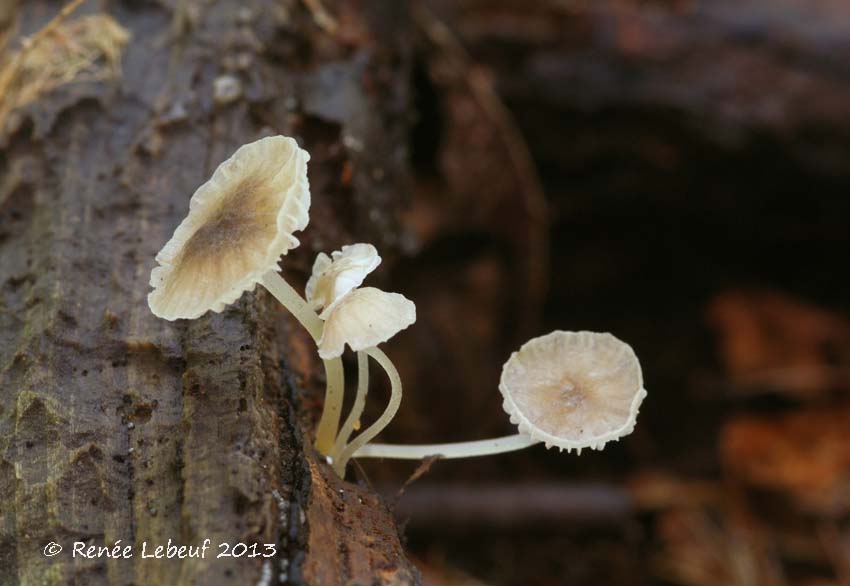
left=0, top=1, right=417, bottom=585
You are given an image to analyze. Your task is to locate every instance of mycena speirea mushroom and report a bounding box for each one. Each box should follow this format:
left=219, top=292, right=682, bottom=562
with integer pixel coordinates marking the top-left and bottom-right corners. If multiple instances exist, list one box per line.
left=303, top=243, right=388, bottom=452
left=320, top=287, right=415, bottom=475
left=303, top=243, right=415, bottom=473
left=352, top=330, right=647, bottom=461
left=147, top=135, right=344, bottom=455
left=145, top=137, right=645, bottom=477
left=306, top=243, right=382, bottom=318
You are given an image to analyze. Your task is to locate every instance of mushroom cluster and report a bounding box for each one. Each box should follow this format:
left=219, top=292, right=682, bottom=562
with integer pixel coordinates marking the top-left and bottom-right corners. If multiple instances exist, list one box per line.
left=146, top=135, right=416, bottom=464
left=304, top=242, right=415, bottom=466
left=148, top=135, right=648, bottom=478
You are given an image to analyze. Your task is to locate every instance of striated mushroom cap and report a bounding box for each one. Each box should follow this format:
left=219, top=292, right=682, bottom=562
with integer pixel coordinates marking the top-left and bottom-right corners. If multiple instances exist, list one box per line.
left=306, top=243, right=381, bottom=318
left=499, top=330, right=647, bottom=452
left=318, top=287, right=416, bottom=359
left=148, top=136, right=310, bottom=320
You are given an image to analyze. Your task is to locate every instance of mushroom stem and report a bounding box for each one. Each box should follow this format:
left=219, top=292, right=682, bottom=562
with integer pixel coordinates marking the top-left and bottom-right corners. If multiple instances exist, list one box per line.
left=260, top=270, right=324, bottom=339
left=260, top=270, right=345, bottom=455
left=330, top=351, right=370, bottom=460
left=351, top=434, right=540, bottom=460
left=314, top=359, right=345, bottom=455
left=333, top=346, right=401, bottom=476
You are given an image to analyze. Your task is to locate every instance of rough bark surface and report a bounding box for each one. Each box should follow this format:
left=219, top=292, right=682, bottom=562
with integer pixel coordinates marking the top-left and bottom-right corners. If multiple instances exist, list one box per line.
left=0, top=1, right=417, bottom=585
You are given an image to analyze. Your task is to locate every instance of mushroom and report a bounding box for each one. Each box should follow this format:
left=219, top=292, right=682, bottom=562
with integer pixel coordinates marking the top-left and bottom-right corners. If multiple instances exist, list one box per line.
left=500, top=330, right=646, bottom=451
left=299, top=243, right=416, bottom=473
left=320, top=286, right=415, bottom=472
left=306, top=243, right=382, bottom=317
left=147, top=135, right=344, bottom=455
left=350, top=330, right=647, bottom=462
left=302, top=242, right=384, bottom=451
left=322, top=291, right=415, bottom=475
left=148, top=135, right=309, bottom=320
left=317, top=287, right=416, bottom=360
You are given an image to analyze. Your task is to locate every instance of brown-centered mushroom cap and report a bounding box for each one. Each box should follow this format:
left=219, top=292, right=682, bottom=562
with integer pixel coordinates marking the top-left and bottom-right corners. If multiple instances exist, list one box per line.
left=148, top=136, right=310, bottom=320
left=499, top=330, right=647, bottom=452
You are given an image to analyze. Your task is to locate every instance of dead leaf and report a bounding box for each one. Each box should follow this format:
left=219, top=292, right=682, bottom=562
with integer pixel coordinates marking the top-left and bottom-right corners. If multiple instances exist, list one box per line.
left=707, top=289, right=850, bottom=398
left=721, top=407, right=850, bottom=514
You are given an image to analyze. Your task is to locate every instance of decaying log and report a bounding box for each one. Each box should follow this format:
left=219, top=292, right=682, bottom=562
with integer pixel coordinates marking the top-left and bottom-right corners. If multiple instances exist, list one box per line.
left=0, top=1, right=417, bottom=584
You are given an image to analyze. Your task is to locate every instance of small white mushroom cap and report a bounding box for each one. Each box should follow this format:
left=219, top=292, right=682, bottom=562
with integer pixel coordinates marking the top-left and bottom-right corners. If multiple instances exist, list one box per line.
left=318, top=287, right=416, bottom=359
left=306, top=243, right=381, bottom=318
left=499, top=331, right=647, bottom=452
left=148, top=136, right=310, bottom=320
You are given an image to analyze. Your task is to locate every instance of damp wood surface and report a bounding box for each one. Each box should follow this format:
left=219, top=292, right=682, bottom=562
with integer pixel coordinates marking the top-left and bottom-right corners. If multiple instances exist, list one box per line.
left=0, top=1, right=417, bottom=585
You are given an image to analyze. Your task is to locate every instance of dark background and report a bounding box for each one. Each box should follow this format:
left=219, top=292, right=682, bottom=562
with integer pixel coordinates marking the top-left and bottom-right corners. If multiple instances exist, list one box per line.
left=354, top=1, right=850, bottom=584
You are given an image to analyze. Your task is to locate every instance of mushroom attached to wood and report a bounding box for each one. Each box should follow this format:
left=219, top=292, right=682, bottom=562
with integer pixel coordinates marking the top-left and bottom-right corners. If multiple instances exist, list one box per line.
left=351, top=330, right=647, bottom=462
left=300, top=243, right=416, bottom=474
left=147, top=135, right=345, bottom=455
left=148, top=135, right=310, bottom=321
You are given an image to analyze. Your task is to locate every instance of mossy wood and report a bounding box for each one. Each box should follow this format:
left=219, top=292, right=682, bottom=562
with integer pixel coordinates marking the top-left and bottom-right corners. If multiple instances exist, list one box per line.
left=0, top=1, right=417, bottom=585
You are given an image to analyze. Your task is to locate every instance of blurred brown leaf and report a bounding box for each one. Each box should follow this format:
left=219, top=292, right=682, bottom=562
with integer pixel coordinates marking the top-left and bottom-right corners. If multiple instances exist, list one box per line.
left=721, top=407, right=850, bottom=514
left=707, top=289, right=850, bottom=398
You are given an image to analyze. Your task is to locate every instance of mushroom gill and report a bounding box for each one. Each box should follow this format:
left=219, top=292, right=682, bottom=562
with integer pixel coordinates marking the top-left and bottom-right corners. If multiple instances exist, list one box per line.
left=500, top=330, right=647, bottom=451
left=148, top=136, right=310, bottom=320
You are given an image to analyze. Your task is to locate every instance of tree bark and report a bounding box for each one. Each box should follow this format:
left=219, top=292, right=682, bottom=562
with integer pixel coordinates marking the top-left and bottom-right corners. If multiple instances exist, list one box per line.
left=0, top=1, right=417, bottom=585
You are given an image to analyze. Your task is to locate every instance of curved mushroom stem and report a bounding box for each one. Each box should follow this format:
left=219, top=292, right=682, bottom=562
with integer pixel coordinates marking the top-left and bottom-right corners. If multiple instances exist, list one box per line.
left=333, top=346, right=400, bottom=476
left=330, top=351, right=370, bottom=461
left=350, top=434, right=540, bottom=460
left=260, top=270, right=345, bottom=455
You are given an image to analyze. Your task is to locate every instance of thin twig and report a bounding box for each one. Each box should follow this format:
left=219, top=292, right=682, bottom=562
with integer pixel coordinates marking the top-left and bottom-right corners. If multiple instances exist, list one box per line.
left=393, top=455, right=441, bottom=504
left=301, top=0, right=338, bottom=34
